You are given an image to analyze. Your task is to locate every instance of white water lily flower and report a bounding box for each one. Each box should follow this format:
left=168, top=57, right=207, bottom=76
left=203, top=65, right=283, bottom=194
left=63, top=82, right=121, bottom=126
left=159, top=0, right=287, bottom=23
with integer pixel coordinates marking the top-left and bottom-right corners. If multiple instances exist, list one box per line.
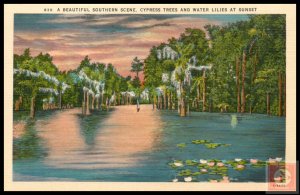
left=174, top=162, right=183, bottom=167
left=199, top=159, right=207, bottom=164
left=184, top=177, right=192, bottom=182
left=235, top=158, right=242, bottom=162
left=200, top=169, right=208, bottom=173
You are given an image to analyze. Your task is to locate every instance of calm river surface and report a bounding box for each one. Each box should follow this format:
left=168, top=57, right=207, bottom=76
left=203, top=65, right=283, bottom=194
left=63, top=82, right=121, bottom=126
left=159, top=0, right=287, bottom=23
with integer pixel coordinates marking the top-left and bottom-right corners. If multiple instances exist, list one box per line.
left=13, top=105, right=285, bottom=182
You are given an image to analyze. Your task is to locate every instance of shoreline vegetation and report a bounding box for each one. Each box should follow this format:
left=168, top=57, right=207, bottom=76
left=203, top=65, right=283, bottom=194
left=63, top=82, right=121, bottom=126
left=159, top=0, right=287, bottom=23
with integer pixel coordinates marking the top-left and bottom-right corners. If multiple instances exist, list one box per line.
left=13, top=15, right=285, bottom=118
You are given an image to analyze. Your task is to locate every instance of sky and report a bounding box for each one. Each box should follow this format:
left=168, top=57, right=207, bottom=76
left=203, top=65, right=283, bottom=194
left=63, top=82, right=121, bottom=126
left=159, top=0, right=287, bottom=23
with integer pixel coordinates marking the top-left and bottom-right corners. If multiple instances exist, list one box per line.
left=14, top=14, right=249, bottom=77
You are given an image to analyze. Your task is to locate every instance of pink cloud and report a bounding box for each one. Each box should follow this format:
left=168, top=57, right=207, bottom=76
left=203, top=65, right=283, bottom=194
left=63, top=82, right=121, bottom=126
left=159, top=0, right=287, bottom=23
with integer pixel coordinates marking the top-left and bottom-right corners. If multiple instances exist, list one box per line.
left=14, top=16, right=220, bottom=77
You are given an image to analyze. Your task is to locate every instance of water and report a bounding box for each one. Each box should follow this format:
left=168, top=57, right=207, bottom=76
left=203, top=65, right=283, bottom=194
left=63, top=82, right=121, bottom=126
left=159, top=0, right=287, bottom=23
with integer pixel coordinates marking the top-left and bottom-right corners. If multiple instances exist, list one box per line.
left=13, top=106, right=285, bottom=182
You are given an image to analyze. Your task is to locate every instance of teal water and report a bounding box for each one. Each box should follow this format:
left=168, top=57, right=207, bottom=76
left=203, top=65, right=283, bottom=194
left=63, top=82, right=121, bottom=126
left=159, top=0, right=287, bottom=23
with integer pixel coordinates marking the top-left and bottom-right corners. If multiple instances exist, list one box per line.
left=13, top=108, right=285, bottom=182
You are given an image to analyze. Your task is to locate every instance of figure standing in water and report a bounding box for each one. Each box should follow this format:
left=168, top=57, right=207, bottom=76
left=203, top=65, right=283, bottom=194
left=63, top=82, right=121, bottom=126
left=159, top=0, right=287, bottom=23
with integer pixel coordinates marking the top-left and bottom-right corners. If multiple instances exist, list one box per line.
left=137, top=99, right=140, bottom=112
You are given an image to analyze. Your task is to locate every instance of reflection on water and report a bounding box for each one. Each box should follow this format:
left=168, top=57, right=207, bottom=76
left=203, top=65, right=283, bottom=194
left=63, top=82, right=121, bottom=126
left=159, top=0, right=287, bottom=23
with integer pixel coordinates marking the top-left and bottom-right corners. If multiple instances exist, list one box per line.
left=231, top=114, right=238, bottom=128
left=14, top=106, right=162, bottom=170
left=13, top=106, right=285, bottom=182
left=96, top=105, right=162, bottom=154
left=13, top=120, right=47, bottom=160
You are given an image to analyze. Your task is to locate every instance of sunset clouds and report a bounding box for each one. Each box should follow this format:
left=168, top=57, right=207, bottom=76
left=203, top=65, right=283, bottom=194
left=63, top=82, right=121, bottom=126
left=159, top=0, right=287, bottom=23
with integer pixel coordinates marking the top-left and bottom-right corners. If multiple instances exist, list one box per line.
left=14, top=14, right=248, bottom=76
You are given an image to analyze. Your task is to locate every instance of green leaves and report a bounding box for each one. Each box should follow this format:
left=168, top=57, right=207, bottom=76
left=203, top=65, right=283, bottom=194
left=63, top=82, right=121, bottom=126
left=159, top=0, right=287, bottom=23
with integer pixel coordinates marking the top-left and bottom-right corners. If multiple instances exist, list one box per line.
left=185, top=160, right=198, bottom=166
left=192, top=139, right=210, bottom=144
left=176, top=143, right=186, bottom=148
left=204, top=143, right=222, bottom=149
left=191, top=139, right=230, bottom=149
left=178, top=169, right=192, bottom=176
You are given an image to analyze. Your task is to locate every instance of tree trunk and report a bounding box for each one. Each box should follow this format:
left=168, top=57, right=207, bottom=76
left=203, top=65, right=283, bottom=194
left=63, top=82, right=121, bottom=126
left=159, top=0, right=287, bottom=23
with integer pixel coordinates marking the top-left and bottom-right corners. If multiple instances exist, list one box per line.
left=164, top=90, right=167, bottom=109
left=278, top=72, right=283, bottom=116
left=236, top=56, right=241, bottom=113
left=202, top=70, right=206, bottom=112
left=187, top=98, right=190, bottom=116
left=179, top=96, right=186, bottom=117
left=178, top=96, right=181, bottom=114
left=86, top=93, right=90, bottom=115
left=96, top=97, right=99, bottom=109
left=59, top=90, right=62, bottom=109
left=30, top=96, right=36, bottom=119
left=196, top=83, right=200, bottom=111
left=99, top=93, right=102, bottom=110
left=106, top=97, right=110, bottom=111
left=241, top=50, right=247, bottom=113
left=82, top=91, right=86, bottom=115
left=252, top=52, right=258, bottom=83
left=209, top=99, right=213, bottom=112
left=91, top=96, right=95, bottom=110
left=152, top=95, right=156, bottom=110
left=171, top=93, right=175, bottom=110
left=168, top=91, right=172, bottom=110
left=159, top=96, right=163, bottom=109
left=15, top=96, right=23, bottom=111
left=179, top=82, right=186, bottom=117
left=101, top=93, right=104, bottom=106
left=267, top=92, right=270, bottom=115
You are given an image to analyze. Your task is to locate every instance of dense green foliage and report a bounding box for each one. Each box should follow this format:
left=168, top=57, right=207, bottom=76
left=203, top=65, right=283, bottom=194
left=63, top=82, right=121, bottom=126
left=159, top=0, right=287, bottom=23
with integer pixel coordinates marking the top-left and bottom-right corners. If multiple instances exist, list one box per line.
left=143, top=15, right=286, bottom=116
left=13, top=51, right=130, bottom=114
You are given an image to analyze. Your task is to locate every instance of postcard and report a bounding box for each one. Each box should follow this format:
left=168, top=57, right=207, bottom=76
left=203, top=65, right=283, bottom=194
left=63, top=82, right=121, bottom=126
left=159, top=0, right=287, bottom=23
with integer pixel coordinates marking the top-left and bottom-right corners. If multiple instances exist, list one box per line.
left=4, top=4, right=297, bottom=191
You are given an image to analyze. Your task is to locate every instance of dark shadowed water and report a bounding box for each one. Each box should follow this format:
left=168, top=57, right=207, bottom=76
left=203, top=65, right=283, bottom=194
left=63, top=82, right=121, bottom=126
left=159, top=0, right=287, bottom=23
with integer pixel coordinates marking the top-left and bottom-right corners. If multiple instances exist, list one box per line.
left=13, top=106, right=285, bottom=182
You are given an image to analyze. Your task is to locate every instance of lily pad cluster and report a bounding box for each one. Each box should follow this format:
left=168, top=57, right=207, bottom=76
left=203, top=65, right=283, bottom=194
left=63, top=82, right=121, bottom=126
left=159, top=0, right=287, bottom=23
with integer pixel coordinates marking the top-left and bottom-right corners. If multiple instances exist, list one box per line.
left=169, top=157, right=285, bottom=182
left=192, top=139, right=231, bottom=149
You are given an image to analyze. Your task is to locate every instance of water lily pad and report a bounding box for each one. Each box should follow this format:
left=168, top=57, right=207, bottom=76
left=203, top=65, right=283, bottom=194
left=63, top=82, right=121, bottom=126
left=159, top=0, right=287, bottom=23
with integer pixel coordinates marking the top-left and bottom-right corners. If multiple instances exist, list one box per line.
left=168, top=163, right=179, bottom=169
left=205, top=143, right=222, bottom=149
left=178, top=169, right=192, bottom=176
left=226, top=159, right=247, bottom=166
left=168, top=160, right=184, bottom=168
left=192, top=172, right=201, bottom=176
left=177, top=143, right=186, bottom=148
left=192, top=139, right=211, bottom=144
left=185, top=160, right=198, bottom=166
